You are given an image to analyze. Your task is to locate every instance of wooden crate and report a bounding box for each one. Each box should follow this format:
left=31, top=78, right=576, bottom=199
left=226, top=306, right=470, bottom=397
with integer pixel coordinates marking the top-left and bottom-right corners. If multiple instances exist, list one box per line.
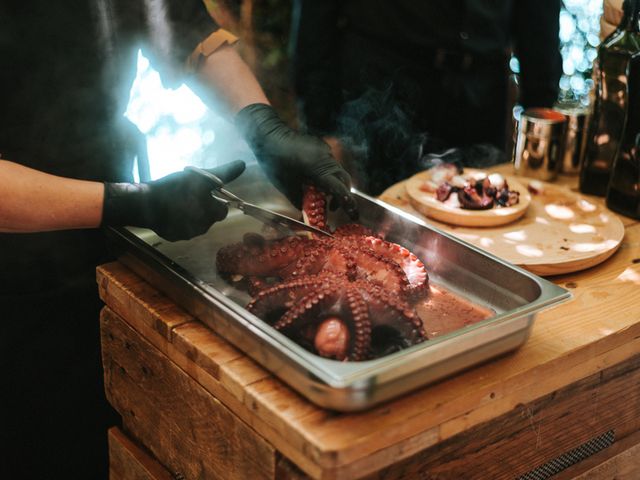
left=99, top=270, right=640, bottom=479
left=109, top=427, right=172, bottom=480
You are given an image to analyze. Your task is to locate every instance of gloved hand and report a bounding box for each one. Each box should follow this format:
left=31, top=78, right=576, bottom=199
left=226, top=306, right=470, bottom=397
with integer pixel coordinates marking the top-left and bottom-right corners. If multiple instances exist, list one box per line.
left=102, top=160, right=246, bottom=241
left=236, top=103, right=358, bottom=219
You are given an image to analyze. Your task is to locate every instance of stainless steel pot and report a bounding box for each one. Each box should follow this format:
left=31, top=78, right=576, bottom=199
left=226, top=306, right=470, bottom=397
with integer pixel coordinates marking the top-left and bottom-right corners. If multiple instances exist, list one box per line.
left=553, top=101, right=591, bottom=175
left=513, top=107, right=567, bottom=181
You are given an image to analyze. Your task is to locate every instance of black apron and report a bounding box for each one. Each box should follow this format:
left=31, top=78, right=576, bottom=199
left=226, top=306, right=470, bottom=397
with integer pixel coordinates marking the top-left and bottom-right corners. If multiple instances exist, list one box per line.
left=0, top=1, right=219, bottom=477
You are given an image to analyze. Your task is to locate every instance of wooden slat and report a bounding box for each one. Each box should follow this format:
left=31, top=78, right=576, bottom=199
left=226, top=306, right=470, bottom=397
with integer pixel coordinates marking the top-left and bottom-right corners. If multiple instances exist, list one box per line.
left=276, top=455, right=313, bottom=480
left=98, top=262, right=192, bottom=341
left=357, top=353, right=640, bottom=479
left=108, top=427, right=173, bottom=480
left=169, top=321, right=324, bottom=478
left=101, top=307, right=278, bottom=480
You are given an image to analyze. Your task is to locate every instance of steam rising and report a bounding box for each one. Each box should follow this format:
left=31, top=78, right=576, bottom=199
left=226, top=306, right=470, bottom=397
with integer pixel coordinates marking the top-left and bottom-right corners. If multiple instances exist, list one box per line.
left=334, top=86, right=506, bottom=195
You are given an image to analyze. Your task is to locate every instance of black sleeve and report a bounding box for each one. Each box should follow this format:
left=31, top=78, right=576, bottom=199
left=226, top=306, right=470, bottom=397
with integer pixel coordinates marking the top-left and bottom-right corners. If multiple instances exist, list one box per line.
left=290, top=0, right=341, bottom=135
left=512, top=0, right=562, bottom=108
left=141, top=0, right=220, bottom=86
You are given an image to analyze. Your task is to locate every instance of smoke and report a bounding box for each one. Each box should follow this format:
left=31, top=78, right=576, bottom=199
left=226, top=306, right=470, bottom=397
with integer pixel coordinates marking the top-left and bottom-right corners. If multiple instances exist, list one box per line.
left=334, top=86, right=506, bottom=195
left=420, top=144, right=507, bottom=171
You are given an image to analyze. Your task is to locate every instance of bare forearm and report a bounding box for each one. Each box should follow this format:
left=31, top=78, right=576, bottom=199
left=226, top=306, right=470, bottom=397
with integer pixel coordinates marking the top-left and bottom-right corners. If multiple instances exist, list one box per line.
left=0, top=160, right=104, bottom=232
left=192, top=43, right=269, bottom=115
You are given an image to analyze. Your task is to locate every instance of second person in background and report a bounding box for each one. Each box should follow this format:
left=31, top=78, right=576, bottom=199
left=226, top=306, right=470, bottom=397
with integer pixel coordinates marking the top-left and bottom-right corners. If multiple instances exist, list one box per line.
left=291, top=0, right=563, bottom=194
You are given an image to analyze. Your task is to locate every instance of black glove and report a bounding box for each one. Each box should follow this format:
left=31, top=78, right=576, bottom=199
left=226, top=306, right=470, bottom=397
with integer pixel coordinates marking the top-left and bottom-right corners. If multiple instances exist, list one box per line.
left=236, top=103, right=358, bottom=218
left=102, top=160, right=246, bottom=241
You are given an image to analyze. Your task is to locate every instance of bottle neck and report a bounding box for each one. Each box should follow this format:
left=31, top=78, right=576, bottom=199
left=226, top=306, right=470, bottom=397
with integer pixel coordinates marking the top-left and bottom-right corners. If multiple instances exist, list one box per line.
left=621, top=0, right=640, bottom=32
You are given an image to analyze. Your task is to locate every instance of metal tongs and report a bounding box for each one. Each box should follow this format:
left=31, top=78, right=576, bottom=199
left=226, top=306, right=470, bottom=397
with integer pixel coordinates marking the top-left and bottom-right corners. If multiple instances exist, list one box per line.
left=185, top=166, right=333, bottom=238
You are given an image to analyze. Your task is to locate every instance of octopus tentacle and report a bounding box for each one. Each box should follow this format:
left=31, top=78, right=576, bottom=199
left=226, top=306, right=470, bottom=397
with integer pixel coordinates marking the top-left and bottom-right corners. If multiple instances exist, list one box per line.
left=273, top=284, right=341, bottom=331
left=363, top=237, right=428, bottom=295
left=284, top=243, right=331, bottom=278
left=322, top=244, right=359, bottom=280
left=302, top=185, right=328, bottom=231
left=350, top=248, right=410, bottom=295
left=314, top=318, right=350, bottom=360
left=343, top=286, right=372, bottom=360
left=247, top=276, right=270, bottom=296
left=247, top=274, right=336, bottom=321
left=361, top=283, right=426, bottom=341
left=273, top=283, right=372, bottom=361
left=217, top=235, right=311, bottom=277
left=333, top=224, right=377, bottom=238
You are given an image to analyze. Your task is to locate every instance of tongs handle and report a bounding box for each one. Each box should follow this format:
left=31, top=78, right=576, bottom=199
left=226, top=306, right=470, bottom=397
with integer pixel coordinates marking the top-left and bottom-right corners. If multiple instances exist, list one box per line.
left=184, top=165, right=333, bottom=238
left=184, top=166, right=244, bottom=208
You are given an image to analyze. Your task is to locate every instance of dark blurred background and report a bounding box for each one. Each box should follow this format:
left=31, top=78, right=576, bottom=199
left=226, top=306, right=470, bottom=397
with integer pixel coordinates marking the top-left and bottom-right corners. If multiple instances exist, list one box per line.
left=129, top=0, right=602, bottom=185
left=205, top=0, right=601, bottom=123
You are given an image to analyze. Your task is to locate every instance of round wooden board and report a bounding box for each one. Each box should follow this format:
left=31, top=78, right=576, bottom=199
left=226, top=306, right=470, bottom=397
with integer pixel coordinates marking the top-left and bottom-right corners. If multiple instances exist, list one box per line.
left=405, top=169, right=532, bottom=227
left=380, top=176, right=625, bottom=276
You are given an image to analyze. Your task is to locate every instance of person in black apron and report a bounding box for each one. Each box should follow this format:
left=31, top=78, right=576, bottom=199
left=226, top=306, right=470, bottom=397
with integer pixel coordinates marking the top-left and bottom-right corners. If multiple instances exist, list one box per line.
left=0, top=2, right=356, bottom=478
left=291, top=0, right=562, bottom=194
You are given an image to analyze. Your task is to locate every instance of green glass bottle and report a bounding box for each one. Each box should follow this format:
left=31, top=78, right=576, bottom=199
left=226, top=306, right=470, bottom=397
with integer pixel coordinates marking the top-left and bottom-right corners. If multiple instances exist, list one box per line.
left=606, top=1, right=640, bottom=218
left=581, top=0, right=640, bottom=199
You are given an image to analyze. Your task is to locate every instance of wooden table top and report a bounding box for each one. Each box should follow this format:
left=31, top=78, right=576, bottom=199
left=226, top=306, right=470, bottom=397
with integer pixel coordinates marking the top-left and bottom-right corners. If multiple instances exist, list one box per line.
left=97, top=164, right=640, bottom=479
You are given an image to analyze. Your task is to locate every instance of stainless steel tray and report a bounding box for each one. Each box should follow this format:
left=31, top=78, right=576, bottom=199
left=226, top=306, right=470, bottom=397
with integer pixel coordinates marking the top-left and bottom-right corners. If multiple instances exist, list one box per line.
left=107, top=164, right=571, bottom=411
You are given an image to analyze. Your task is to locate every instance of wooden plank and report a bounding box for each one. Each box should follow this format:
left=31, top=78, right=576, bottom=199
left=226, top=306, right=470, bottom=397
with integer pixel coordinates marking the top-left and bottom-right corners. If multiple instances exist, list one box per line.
left=102, top=280, right=640, bottom=480
left=439, top=333, right=640, bottom=440
left=289, top=338, right=640, bottom=479
left=170, top=320, right=244, bottom=379
left=276, top=455, right=313, bottom=480
left=97, top=263, right=192, bottom=341
left=108, top=427, right=173, bottom=480
left=355, top=353, right=640, bottom=480
left=168, top=321, right=325, bottom=479
left=104, top=303, right=640, bottom=480
left=101, top=307, right=278, bottom=480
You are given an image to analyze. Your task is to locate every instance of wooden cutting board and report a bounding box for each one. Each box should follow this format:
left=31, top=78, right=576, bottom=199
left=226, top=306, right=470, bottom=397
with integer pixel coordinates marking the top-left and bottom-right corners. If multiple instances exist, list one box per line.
left=380, top=176, right=625, bottom=276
